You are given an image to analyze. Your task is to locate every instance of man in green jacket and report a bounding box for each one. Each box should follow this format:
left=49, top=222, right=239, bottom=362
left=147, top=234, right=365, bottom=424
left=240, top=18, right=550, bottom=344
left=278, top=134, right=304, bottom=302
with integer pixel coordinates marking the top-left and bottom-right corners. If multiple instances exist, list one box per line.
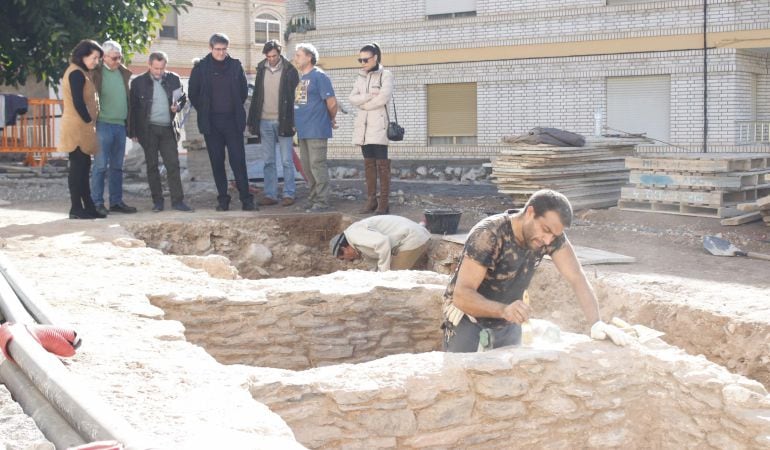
left=90, top=40, right=137, bottom=215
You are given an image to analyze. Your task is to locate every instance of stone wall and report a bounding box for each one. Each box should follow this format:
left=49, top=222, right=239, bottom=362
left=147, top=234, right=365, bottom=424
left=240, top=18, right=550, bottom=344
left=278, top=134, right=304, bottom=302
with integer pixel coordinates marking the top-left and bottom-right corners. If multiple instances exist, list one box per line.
left=248, top=335, right=770, bottom=449
left=149, top=271, right=448, bottom=370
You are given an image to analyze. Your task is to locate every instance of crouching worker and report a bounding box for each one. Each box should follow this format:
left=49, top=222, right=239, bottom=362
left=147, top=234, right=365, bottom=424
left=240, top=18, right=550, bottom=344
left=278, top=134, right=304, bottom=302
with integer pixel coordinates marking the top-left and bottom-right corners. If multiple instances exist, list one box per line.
left=330, top=215, right=431, bottom=271
left=443, top=189, right=631, bottom=352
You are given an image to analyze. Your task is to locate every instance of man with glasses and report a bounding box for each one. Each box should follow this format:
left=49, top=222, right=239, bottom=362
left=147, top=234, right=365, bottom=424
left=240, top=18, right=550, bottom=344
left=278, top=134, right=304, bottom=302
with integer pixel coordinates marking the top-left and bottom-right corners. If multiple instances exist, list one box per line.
left=90, top=40, right=137, bottom=216
left=442, top=189, right=632, bottom=352
left=247, top=40, right=300, bottom=207
left=189, top=33, right=256, bottom=211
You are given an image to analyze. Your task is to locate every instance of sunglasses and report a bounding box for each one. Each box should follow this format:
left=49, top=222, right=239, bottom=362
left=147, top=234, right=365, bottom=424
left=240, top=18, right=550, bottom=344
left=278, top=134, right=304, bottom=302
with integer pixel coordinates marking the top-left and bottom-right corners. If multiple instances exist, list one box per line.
left=357, top=57, right=373, bottom=64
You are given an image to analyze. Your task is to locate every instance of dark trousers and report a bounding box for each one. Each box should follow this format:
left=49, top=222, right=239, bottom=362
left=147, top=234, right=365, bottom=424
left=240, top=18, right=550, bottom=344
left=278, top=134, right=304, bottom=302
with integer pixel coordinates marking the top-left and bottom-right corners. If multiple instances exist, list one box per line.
left=141, top=124, right=184, bottom=205
left=68, top=147, right=93, bottom=212
left=443, top=316, right=521, bottom=353
left=361, top=144, right=388, bottom=160
left=203, top=113, right=252, bottom=205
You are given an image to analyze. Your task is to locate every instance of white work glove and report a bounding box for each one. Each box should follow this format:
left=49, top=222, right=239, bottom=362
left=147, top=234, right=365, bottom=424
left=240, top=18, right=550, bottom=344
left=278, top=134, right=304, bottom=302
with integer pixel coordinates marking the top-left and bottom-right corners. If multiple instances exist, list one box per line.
left=590, top=321, right=633, bottom=346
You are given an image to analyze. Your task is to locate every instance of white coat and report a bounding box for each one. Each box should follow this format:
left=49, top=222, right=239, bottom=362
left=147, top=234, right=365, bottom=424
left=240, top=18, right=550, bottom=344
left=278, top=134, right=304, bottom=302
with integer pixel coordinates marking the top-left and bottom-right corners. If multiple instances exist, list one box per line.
left=348, top=65, right=394, bottom=146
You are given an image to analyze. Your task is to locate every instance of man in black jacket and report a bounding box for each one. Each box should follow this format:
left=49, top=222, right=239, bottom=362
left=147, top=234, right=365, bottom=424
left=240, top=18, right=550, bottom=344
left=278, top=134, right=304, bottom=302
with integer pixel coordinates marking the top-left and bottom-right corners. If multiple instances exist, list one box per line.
left=189, top=33, right=255, bottom=211
left=128, top=51, right=192, bottom=212
left=247, top=40, right=300, bottom=207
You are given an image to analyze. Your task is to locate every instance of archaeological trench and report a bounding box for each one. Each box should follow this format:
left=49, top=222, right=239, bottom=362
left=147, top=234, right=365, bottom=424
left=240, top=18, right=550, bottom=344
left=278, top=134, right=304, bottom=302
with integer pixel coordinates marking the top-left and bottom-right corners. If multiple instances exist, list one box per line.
left=2, top=212, right=770, bottom=448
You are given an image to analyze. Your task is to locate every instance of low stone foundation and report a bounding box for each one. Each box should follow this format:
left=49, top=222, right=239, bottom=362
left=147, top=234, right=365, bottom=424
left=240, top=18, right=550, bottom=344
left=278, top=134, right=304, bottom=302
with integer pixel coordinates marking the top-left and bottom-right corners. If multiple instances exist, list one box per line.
left=149, top=271, right=447, bottom=369
left=247, top=338, right=770, bottom=449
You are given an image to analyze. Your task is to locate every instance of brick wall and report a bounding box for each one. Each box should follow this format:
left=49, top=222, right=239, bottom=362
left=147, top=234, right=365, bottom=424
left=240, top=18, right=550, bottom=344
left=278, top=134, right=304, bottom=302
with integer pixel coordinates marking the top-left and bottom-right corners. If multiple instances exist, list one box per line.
left=303, top=0, right=768, bottom=56
left=759, top=74, right=770, bottom=121
left=477, top=78, right=604, bottom=145
left=478, top=0, right=604, bottom=14
left=320, top=49, right=768, bottom=158
left=138, top=0, right=286, bottom=74
left=291, top=0, right=770, bottom=157
left=286, top=0, right=309, bottom=19
left=315, top=0, right=424, bottom=29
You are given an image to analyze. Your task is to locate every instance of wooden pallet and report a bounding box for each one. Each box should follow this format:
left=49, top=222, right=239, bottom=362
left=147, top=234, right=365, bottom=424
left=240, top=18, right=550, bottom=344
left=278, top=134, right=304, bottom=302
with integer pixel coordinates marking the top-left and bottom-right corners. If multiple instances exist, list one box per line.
left=620, top=186, right=770, bottom=207
left=617, top=199, right=740, bottom=218
left=626, top=153, right=770, bottom=173
left=628, top=170, right=770, bottom=191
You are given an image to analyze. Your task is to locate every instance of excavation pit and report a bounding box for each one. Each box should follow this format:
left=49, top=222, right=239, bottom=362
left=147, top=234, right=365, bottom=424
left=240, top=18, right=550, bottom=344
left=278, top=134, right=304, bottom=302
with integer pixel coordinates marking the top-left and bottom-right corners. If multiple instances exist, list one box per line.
left=127, top=214, right=362, bottom=280
left=133, top=217, right=770, bottom=448
left=147, top=268, right=770, bottom=449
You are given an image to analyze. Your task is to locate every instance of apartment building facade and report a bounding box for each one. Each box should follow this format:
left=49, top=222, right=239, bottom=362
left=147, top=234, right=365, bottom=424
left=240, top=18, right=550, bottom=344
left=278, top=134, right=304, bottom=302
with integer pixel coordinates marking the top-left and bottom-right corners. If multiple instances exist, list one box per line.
left=284, top=0, right=770, bottom=160
left=130, top=0, right=287, bottom=77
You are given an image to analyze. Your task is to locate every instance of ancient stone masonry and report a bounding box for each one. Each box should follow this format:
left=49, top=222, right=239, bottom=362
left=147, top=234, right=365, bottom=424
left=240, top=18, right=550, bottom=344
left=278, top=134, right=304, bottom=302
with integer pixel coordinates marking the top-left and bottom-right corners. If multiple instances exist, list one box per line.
left=247, top=336, right=770, bottom=449
left=149, top=271, right=448, bottom=369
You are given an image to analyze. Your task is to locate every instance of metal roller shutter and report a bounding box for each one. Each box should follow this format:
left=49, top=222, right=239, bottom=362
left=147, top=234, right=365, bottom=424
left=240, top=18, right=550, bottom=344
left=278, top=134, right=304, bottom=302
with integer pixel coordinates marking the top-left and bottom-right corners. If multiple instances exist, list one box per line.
left=426, top=0, right=476, bottom=15
left=427, top=83, right=477, bottom=137
left=607, top=75, right=670, bottom=141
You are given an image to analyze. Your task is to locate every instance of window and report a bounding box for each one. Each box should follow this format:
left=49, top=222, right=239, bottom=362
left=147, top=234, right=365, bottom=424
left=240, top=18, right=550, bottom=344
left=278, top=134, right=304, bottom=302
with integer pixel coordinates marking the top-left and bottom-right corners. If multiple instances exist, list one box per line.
left=607, top=75, right=670, bottom=141
left=255, top=14, right=281, bottom=44
left=159, top=10, right=178, bottom=39
left=426, top=0, right=476, bottom=19
left=427, top=83, right=477, bottom=145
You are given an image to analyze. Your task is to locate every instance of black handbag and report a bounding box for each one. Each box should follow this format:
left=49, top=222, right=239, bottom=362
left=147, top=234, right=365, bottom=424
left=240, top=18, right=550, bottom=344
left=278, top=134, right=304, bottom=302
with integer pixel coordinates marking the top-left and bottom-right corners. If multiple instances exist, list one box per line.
left=386, top=94, right=404, bottom=142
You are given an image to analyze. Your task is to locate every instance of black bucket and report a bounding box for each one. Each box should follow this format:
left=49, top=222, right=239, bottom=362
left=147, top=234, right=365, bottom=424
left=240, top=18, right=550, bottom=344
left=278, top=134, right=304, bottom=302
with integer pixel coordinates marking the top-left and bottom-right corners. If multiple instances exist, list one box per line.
left=424, top=209, right=462, bottom=234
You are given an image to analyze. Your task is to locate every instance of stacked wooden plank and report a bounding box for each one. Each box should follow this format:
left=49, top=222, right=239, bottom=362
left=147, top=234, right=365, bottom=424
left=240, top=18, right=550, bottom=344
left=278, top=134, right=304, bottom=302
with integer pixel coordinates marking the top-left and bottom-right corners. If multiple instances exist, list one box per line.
left=618, top=153, right=770, bottom=219
left=724, top=194, right=770, bottom=226
left=492, top=137, right=646, bottom=210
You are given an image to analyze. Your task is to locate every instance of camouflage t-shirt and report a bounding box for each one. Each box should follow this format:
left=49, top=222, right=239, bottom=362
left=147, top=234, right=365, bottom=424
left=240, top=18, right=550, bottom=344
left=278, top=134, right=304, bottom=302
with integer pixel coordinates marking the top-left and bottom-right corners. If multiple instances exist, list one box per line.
left=443, top=209, right=566, bottom=328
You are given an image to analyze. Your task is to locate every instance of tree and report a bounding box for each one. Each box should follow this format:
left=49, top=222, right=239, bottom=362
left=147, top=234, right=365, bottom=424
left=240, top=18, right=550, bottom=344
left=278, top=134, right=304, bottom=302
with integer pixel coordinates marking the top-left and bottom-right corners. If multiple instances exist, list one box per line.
left=0, top=0, right=191, bottom=89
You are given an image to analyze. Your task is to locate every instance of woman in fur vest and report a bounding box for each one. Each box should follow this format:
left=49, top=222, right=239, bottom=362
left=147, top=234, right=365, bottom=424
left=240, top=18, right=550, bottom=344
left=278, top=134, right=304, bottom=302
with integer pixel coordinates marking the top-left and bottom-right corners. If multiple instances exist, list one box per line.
left=58, top=39, right=104, bottom=219
left=348, top=43, right=394, bottom=214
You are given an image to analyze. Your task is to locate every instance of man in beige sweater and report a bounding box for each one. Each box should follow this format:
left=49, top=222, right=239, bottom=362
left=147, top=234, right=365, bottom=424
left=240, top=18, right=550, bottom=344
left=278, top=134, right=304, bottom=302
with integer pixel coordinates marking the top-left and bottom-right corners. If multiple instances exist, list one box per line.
left=330, top=215, right=431, bottom=271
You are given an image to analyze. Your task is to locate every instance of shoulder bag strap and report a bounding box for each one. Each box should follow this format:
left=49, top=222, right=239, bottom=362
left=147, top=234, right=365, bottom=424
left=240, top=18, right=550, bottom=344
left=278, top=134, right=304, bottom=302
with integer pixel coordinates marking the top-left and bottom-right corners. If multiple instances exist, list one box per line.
left=380, top=71, right=397, bottom=123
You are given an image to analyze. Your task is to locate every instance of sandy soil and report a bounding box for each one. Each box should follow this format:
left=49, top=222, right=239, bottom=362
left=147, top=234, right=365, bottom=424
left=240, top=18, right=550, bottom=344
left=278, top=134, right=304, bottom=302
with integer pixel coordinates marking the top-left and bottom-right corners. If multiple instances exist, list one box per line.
left=1, top=173, right=769, bottom=446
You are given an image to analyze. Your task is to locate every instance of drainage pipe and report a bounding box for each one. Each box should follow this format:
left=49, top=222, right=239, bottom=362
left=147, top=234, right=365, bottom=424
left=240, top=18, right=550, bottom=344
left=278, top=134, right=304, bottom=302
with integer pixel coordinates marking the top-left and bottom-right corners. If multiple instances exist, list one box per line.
left=5, top=331, right=150, bottom=449
left=0, top=254, right=71, bottom=327
left=0, top=271, right=35, bottom=323
left=0, top=265, right=150, bottom=449
left=0, top=355, right=86, bottom=448
left=1, top=272, right=85, bottom=446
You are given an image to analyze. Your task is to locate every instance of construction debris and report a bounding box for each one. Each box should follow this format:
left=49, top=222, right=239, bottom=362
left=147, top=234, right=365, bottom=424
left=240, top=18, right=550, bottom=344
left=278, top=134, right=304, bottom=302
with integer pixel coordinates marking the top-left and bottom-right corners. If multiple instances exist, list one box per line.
left=492, top=136, right=648, bottom=210
left=729, top=194, right=770, bottom=226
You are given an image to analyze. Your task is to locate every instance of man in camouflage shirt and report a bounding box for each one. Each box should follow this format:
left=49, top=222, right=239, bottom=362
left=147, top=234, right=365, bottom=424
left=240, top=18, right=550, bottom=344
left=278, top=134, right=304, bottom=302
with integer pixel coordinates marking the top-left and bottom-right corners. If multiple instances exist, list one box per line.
left=443, top=189, right=630, bottom=352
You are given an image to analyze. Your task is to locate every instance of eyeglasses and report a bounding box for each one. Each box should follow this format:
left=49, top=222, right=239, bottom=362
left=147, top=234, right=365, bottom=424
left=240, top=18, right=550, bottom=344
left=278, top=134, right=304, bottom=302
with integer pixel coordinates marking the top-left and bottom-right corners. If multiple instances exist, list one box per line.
left=357, top=57, right=372, bottom=64
left=212, top=47, right=228, bottom=52
left=104, top=55, right=122, bottom=61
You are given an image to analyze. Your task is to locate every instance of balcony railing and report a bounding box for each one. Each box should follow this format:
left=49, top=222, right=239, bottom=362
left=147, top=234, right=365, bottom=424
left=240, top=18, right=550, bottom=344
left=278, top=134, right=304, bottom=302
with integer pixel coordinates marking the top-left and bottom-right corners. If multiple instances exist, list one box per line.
left=737, top=121, right=770, bottom=144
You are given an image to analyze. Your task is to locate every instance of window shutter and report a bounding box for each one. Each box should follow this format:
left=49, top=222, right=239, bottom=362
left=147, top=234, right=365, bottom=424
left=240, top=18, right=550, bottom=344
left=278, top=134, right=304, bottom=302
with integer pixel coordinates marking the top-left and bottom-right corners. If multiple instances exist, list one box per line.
left=426, top=0, right=476, bottom=15
left=428, top=83, right=477, bottom=137
left=607, top=75, right=670, bottom=141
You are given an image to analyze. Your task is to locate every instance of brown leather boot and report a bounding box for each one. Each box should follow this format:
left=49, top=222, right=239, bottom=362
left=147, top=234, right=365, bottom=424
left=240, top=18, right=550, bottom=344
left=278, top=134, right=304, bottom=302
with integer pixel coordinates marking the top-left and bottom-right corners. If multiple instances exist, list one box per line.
left=359, top=158, right=378, bottom=213
left=375, top=159, right=391, bottom=215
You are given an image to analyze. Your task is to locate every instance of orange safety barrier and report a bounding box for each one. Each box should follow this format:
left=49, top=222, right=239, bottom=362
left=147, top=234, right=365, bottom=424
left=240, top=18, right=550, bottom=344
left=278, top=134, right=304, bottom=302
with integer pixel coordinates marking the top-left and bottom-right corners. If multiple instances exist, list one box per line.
left=0, top=98, right=63, bottom=167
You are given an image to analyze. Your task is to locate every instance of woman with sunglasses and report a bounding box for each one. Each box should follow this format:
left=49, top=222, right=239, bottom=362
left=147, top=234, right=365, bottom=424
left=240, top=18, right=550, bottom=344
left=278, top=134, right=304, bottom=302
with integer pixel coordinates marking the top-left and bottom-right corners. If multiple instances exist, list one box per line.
left=58, top=39, right=105, bottom=219
left=348, top=43, right=394, bottom=214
